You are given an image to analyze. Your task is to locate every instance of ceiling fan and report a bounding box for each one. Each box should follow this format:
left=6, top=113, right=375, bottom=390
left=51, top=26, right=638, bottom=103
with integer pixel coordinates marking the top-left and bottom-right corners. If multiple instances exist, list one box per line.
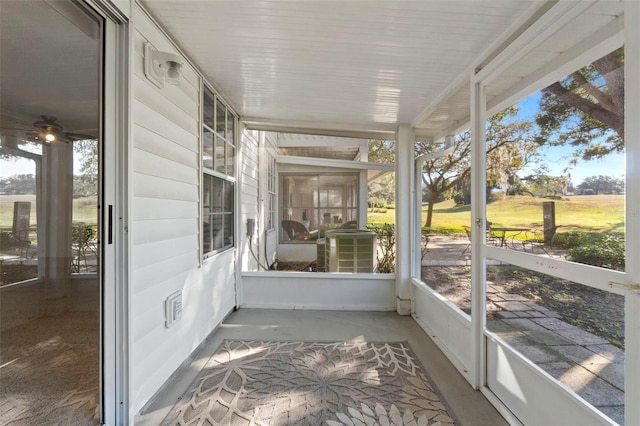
left=1, top=115, right=95, bottom=144
left=29, top=115, right=95, bottom=144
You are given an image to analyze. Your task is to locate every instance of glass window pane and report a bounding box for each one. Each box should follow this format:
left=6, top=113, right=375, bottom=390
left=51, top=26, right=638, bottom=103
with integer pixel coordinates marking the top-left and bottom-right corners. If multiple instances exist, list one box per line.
left=225, top=142, right=235, bottom=176
left=0, top=157, right=38, bottom=284
left=280, top=174, right=358, bottom=242
left=203, top=176, right=211, bottom=211
left=215, top=135, right=225, bottom=174
left=203, top=88, right=214, bottom=129
left=216, top=99, right=225, bottom=135
left=211, top=214, right=223, bottom=250
left=211, top=178, right=223, bottom=212
left=224, top=212, right=233, bottom=247
left=224, top=180, right=233, bottom=213
left=203, top=213, right=212, bottom=253
left=72, top=139, right=98, bottom=274
left=226, top=112, right=234, bottom=145
left=203, top=129, right=214, bottom=170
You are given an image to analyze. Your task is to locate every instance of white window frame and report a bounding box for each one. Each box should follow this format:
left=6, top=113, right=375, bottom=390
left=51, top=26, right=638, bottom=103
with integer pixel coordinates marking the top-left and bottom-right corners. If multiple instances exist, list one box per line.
left=266, top=154, right=276, bottom=231
left=279, top=172, right=360, bottom=243
left=202, top=85, right=237, bottom=259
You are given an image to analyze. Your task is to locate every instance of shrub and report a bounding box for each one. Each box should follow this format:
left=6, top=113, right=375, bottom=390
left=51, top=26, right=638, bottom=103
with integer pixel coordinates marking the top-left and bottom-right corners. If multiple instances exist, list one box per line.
left=552, top=231, right=586, bottom=249
left=366, top=223, right=395, bottom=273
left=372, top=208, right=388, bottom=213
left=568, top=233, right=624, bottom=269
left=553, top=231, right=624, bottom=269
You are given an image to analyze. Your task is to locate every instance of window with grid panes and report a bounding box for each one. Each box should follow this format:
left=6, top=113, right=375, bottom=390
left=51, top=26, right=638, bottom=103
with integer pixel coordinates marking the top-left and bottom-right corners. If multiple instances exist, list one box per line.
left=266, top=155, right=276, bottom=231
left=202, top=86, right=236, bottom=257
left=280, top=173, right=359, bottom=243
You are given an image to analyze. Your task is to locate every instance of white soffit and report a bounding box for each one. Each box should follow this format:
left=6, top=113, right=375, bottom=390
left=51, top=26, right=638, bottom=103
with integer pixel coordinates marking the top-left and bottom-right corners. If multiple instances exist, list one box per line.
left=140, top=1, right=535, bottom=136
left=276, top=155, right=393, bottom=183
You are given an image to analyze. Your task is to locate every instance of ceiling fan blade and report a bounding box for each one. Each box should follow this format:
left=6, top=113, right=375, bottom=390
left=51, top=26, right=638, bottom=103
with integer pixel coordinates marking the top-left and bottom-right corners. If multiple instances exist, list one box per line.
left=65, top=132, right=95, bottom=141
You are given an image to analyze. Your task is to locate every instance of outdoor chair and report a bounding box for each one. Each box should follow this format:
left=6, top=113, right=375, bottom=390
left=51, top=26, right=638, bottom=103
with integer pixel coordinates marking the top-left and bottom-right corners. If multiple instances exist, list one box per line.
left=522, top=229, right=550, bottom=255
left=462, top=221, right=497, bottom=254
left=462, top=225, right=471, bottom=254
left=281, top=220, right=316, bottom=241
left=339, top=220, right=358, bottom=229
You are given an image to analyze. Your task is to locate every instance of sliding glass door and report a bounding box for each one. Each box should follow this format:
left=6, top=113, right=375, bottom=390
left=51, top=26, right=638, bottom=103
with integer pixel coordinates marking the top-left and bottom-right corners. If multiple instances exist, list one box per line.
left=0, top=1, right=103, bottom=423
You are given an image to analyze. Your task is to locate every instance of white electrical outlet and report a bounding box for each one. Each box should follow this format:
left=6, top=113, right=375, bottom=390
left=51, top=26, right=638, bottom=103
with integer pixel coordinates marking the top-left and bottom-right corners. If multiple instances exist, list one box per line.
left=165, top=290, right=183, bottom=328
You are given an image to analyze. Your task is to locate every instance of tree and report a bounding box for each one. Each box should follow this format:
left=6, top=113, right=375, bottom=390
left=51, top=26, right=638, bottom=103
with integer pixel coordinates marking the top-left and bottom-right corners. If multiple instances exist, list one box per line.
left=72, top=139, right=98, bottom=197
left=577, top=175, right=624, bottom=195
left=535, top=48, right=624, bottom=162
left=367, top=139, right=395, bottom=206
left=0, top=174, right=36, bottom=194
left=419, top=106, right=535, bottom=227
left=520, top=174, right=570, bottom=197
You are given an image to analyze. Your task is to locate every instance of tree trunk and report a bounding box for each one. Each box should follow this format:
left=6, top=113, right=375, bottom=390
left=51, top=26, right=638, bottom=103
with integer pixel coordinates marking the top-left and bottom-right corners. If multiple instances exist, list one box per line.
left=424, top=196, right=436, bottom=228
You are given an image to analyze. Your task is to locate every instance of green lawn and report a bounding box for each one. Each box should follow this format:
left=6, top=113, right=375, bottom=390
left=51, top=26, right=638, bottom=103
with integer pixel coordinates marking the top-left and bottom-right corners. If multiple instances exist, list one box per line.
left=0, top=194, right=98, bottom=229
left=368, top=194, right=625, bottom=234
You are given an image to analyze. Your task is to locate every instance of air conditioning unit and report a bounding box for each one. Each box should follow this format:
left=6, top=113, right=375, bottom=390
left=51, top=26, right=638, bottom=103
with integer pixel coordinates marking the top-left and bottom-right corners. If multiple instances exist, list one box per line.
left=316, top=238, right=326, bottom=272
left=325, top=230, right=376, bottom=273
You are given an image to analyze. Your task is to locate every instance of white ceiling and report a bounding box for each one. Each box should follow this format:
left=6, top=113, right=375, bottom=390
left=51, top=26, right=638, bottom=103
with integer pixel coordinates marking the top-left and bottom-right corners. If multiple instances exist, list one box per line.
left=140, top=0, right=538, bottom=139
left=0, top=1, right=100, bottom=139
left=1, top=1, right=622, bottom=146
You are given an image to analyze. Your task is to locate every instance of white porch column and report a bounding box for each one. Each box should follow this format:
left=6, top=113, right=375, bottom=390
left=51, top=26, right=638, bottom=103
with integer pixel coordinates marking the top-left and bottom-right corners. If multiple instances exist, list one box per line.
left=624, top=2, right=640, bottom=425
left=470, top=80, right=488, bottom=389
left=42, top=141, right=74, bottom=314
left=395, top=123, right=413, bottom=315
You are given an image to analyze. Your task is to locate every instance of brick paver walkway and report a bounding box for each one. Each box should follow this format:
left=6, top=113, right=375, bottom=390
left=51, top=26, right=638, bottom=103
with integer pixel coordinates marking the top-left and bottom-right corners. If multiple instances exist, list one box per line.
left=424, top=235, right=625, bottom=424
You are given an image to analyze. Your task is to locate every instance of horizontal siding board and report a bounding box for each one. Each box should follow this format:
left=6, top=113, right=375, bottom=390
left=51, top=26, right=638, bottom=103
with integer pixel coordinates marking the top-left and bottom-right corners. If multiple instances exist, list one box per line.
left=134, top=74, right=199, bottom=136
left=131, top=5, right=242, bottom=418
left=133, top=125, right=198, bottom=169
left=132, top=197, right=197, bottom=221
left=132, top=172, right=198, bottom=201
left=133, top=101, right=198, bottom=152
left=131, top=272, right=189, bottom=340
left=241, top=187, right=258, bottom=198
left=131, top=251, right=196, bottom=295
left=133, top=148, right=198, bottom=185
left=131, top=218, right=197, bottom=246
left=242, top=154, right=258, bottom=168
left=242, top=171, right=258, bottom=184
left=131, top=235, right=198, bottom=270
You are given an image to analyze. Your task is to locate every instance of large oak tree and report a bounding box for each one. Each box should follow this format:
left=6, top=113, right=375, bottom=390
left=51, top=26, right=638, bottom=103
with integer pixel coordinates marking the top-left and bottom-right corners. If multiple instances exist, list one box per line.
left=419, top=106, right=535, bottom=227
left=535, top=48, right=624, bottom=162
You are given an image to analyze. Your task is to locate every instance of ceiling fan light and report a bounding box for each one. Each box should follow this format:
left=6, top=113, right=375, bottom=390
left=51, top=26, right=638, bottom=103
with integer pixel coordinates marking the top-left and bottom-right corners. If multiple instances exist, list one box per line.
left=45, top=133, right=56, bottom=142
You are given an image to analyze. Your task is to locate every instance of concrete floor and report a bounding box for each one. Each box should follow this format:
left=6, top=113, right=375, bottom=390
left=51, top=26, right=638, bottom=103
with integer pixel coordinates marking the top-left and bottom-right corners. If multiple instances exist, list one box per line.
left=136, top=309, right=507, bottom=426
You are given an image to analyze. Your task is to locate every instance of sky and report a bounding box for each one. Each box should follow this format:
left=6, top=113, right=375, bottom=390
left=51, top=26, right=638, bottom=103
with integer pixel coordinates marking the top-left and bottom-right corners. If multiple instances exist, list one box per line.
left=1, top=154, right=85, bottom=177
left=512, top=92, right=624, bottom=185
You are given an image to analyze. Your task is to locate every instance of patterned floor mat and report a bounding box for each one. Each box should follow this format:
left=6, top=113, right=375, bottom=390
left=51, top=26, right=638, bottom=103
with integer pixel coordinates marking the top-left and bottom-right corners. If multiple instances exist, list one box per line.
left=161, top=340, right=457, bottom=426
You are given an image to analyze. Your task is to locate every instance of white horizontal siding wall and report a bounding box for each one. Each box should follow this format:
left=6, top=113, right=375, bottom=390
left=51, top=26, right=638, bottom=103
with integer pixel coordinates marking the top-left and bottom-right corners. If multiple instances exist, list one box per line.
left=242, top=272, right=396, bottom=311
left=239, top=126, right=259, bottom=272
left=130, top=6, right=236, bottom=417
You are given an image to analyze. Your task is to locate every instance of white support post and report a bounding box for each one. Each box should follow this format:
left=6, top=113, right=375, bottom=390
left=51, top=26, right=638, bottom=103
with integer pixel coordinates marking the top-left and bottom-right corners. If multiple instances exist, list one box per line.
left=359, top=142, right=369, bottom=226
left=359, top=170, right=368, bottom=228
left=414, top=157, right=424, bottom=281
left=395, top=124, right=414, bottom=315
left=624, top=3, right=640, bottom=425
left=42, top=141, right=73, bottom=315
left=470, top=81, right=488, bottom=390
